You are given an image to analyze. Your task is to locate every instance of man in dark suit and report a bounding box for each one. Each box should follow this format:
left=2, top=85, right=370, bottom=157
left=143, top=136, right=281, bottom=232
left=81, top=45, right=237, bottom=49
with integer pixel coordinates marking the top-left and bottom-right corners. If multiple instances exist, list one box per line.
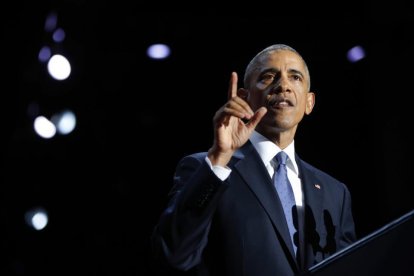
left=151, top=44, right=356, bottom=275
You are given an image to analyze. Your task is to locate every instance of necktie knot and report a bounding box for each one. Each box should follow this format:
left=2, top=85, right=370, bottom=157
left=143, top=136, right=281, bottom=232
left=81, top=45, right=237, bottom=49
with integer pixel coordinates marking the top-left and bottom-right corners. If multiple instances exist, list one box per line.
left=276, top=151, right=288, bottom=166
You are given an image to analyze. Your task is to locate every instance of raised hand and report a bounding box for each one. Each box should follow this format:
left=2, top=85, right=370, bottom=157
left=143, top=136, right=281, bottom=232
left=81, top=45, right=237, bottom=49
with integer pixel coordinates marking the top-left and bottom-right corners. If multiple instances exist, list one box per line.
left=208, top=72, right=267, bottom=166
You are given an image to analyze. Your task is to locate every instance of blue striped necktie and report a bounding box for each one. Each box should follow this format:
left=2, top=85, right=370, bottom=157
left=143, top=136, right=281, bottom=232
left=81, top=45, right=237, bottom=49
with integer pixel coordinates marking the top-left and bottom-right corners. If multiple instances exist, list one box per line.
left=273, top=151, right=297, bottom=255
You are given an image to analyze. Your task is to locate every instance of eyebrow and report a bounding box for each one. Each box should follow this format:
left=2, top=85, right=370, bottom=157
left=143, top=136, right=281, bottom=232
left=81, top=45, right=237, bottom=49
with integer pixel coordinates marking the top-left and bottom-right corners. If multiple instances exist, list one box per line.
left=259, top=68, right=305, bottom=79
left=259, top=68, right=279, bottom=76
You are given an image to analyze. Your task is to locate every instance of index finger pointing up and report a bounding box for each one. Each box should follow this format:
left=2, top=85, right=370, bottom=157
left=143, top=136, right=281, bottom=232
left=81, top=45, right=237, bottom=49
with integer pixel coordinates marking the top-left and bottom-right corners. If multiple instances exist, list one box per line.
left=228, top=72, right=238, bottom=100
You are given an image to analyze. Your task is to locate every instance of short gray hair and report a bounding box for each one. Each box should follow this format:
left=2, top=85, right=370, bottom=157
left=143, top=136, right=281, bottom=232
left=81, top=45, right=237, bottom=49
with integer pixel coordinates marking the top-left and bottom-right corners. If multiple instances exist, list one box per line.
left=243, top=44, right=310, bottom=90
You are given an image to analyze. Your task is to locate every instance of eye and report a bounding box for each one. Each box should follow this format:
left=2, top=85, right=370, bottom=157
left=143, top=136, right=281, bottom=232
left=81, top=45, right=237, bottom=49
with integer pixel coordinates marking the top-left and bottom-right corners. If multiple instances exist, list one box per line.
left=260, top=73, right=276, bottom=84
left=291, top=74, right=302, bottom=82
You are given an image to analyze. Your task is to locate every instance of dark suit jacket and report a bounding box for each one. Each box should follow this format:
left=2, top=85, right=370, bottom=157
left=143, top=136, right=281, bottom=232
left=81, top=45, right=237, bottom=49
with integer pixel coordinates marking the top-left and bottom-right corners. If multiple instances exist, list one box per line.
left=152, top=141, right=356, bottom=275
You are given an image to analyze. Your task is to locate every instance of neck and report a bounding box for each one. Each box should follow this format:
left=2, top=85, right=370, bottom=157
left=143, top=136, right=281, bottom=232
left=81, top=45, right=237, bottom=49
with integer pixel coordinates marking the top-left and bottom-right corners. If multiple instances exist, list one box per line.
left=256, top=126, right=296, bottom=149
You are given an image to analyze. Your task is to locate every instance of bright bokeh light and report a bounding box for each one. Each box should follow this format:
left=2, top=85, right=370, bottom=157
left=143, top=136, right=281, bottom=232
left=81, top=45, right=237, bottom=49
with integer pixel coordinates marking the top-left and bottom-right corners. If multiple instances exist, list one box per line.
left=38, top=46, right=51, bottom=62
left=52, top=110, right=77, bottom=135
left=347, top=45, right=366, bottom=63
left=25, top=208, right=48, bottom=231
left=34, top=116, right=56, bottom=139
left=53, top=28, right=66, bottom=43
left=147, top=43, right=171, bottom=59
left=47, top=54, right=71, bottom=80
left=32, top=213, right=48, bottom=230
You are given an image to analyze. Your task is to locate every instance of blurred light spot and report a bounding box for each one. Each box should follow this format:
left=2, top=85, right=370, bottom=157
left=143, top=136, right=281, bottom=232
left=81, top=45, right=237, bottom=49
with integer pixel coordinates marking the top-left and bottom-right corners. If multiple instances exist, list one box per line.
left=47, top=54, right=71, bottom=80
left=25, top=207, right=48, bottom=231
left=51, top=110, right=77, bottom=135
left=53, top=28, right=65, bottom=43
left=38, top=46, right=51, bottom=62
left=347, top=45, right=366, bottom=63
left=147, top=43, right=171, bottom=59
left=44, top=11, right=58, bottom=32
left=34, top=116, right=56, bottom=139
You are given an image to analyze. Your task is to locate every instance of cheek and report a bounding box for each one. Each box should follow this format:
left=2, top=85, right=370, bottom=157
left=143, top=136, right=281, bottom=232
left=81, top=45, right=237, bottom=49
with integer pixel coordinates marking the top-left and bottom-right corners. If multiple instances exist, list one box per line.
left=296, top=97, right=308, bottom=112
left=256, top=82, right=268, bottom=90
left=248, top=92, right=267, bottom=109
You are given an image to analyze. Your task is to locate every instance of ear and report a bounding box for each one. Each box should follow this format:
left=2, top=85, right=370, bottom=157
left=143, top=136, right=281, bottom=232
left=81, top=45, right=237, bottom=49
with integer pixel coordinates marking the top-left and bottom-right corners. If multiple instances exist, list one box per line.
left=305, top=91, right=315, bottom=115
left=237, top=88, right=249, bottom=100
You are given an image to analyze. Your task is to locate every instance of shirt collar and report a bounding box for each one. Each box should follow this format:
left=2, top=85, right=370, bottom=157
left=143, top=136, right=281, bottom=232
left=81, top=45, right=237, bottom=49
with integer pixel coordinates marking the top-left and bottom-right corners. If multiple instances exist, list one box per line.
left=249, top=130, right=298, bottom=175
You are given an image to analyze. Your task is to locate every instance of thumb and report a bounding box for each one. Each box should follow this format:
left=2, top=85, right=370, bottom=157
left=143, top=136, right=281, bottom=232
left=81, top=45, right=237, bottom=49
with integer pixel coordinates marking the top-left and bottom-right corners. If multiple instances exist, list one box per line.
left=245, top=107, right=267, bottom=129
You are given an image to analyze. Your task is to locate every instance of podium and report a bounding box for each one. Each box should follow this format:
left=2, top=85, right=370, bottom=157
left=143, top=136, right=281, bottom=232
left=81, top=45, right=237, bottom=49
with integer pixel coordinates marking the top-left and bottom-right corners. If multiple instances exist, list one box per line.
left=305, top=209, right=414, bottom=276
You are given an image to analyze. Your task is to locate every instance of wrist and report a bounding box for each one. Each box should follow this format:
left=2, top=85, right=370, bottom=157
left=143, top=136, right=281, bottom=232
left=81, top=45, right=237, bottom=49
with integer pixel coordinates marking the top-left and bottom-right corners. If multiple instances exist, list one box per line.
left=207, top=147, right=234, bottom=167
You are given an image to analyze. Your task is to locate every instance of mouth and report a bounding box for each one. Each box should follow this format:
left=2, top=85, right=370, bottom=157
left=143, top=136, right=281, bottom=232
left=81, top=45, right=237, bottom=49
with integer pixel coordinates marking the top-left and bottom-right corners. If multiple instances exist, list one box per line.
left=268, top=97, right=294, bottom=108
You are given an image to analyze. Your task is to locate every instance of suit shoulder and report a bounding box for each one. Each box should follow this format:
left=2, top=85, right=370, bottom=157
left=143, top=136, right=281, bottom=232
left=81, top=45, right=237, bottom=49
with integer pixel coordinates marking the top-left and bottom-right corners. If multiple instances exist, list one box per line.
left=300, top=159, right=347, bottom=189
left=179, top=152, right=208, bottom=163
left=175, top=152, right=208, bottom=169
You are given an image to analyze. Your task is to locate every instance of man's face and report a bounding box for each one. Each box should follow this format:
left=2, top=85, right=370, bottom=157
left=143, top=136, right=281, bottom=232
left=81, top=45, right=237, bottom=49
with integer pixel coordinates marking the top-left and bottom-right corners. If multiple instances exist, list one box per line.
left=245, top=50, right=315, bottom=133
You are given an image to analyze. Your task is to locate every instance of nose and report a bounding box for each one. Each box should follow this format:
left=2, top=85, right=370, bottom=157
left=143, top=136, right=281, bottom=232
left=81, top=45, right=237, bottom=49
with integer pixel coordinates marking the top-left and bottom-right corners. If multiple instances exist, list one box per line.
left=273, top=75, right=291, bottom=93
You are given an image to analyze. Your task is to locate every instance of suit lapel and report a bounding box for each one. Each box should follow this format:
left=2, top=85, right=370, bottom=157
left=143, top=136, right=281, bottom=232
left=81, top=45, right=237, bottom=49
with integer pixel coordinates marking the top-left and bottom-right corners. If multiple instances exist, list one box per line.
left=233, top=142, right=298, bottom=265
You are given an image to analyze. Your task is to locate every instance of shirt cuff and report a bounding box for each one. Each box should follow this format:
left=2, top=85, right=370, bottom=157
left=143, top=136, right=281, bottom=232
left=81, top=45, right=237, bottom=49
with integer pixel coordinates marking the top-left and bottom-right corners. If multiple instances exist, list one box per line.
left=205, top=156, right=231, bottom=181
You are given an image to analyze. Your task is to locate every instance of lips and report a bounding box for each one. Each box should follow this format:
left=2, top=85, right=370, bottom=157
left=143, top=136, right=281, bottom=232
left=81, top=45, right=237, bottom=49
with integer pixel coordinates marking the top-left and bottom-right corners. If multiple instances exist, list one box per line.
left=269, top=97, right=294, bottom=108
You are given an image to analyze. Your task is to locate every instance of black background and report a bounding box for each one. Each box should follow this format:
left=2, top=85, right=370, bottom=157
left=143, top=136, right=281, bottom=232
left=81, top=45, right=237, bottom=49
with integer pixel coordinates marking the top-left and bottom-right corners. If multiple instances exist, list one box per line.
left=1, top=2, right=413, bottom=275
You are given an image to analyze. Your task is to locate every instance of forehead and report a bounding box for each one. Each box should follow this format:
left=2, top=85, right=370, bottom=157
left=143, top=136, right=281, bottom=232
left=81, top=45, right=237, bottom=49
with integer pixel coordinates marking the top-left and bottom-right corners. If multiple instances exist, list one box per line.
left=258, top=50, right=306, bottom=71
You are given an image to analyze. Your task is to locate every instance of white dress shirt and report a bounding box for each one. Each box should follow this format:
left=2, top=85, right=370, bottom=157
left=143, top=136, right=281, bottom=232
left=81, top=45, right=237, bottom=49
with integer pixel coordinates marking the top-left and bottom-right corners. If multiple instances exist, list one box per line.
left=205, top=130, right=303, bottom=207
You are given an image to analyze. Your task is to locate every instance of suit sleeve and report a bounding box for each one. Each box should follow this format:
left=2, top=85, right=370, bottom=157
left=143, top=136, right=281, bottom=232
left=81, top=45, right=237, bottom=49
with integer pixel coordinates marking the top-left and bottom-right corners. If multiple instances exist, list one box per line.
left=151, top=155, right=229, bottom=271
left=338, top=185, right=357, bottom=250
